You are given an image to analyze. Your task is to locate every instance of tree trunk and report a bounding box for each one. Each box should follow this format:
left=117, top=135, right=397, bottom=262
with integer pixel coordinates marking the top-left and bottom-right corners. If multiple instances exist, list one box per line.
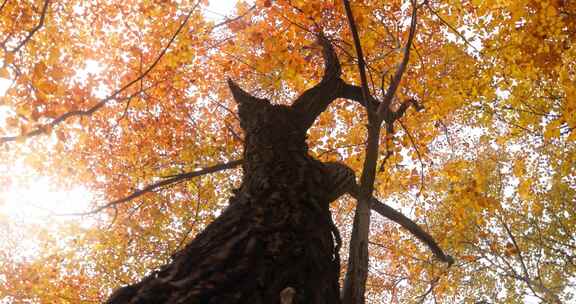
left=105, top=34, right=454, bottom=303
left=106, top=75, right=344, bottom=303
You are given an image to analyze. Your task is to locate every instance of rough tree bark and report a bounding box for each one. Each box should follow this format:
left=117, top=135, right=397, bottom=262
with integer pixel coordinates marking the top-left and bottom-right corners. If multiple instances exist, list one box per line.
left=106, top=34, right=451, bottom=304
left=106, top=35, right=347, bottom=304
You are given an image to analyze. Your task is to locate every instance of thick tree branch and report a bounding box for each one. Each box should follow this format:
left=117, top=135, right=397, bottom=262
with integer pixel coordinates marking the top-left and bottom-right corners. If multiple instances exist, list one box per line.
left=342, top=0, right=371, bottom=112
left=369, top=197, right=453, bottom=264
left=341, top=1, right=379, bottom=302
left=328, top=159, right=452, bottom=264
left=339, top=5, right=424, bottom=300
left=59, top=159, right=242, bottom=216
left=339, top=82, right=379, bottom=108
left=378, top=0, right=418, bottom=120
left=291, top=34, right=344, bottom=129
left=1, top=2, right=200, bottom=144
left=277, top=35, right=381, bottom=124
left=227, top=78, right=267, bottom=105
left=11, top=0, right=50, bottom=53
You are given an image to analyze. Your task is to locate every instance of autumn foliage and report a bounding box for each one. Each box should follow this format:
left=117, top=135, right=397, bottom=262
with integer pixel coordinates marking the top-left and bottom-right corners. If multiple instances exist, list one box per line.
left=0, top=0, right=575, bottom=303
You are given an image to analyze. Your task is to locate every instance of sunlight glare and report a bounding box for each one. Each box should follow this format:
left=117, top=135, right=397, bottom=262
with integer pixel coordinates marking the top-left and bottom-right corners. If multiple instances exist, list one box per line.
left=0, top=177, right=93, bottom=224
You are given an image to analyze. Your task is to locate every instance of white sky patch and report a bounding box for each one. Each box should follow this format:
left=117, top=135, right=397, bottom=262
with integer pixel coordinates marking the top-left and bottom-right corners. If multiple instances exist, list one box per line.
left=74, top=59, right=105, bottom=81
left=0, top=78, right=11, bottom=97
left=205, top=0, right=240, bottom=21
left=73, top=59, right=111, bottom=100
left=0, top=105, right=13, bottom=128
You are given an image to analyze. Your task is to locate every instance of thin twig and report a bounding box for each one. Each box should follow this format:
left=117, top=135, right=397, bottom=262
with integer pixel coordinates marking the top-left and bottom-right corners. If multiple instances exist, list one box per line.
left=0, top=0, right=9, bottom=14
left=416, top=277, right=439, bottom=304
left=426, top=3, right=480, bottom=53
left=398, top=119, right=425, bottom=195
left=207, top=4, right=256, bottom=32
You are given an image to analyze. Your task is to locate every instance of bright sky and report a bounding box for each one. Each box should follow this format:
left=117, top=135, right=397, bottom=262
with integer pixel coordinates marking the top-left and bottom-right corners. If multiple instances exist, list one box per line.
left=206, top=0, right=240, bottom=20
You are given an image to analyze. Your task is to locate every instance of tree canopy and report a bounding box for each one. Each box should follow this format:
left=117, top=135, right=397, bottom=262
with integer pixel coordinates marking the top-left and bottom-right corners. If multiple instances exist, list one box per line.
left=0, top=0, right=574, bottom=303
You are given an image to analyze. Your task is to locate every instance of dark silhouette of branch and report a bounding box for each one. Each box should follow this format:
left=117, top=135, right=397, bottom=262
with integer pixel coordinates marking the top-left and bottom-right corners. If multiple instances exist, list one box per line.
left=11, top=0, right=50, bottom=53
left=343, top=0, right=371, bottom=112
left=291, top=33, right=344, bottom=129
left=58, top=159, right=242, bottom=216
left=341, top=0, right=379, bottom=302
left=340, top=82, right=379, bottom=108
left=378, top=0, right=418, bottom=118
left=377, top=132, right=394, bottom=172
left=415, top=277, right=439, bottom=304
left=1, top=1, right=201, bottom=144
left=0, top=0, right=9, bottom=15
left=394, top=98, right=424, bottom=120
left=326, top=158, right=451, bottom=264
left=368, top=196, right=453, bottom=264
left=58, top=153, right=452, bottom=267
left=340, top=3, right=424, bottom=302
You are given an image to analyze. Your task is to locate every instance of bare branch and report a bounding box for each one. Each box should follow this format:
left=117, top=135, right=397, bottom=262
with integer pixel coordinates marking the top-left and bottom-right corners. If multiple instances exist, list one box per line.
left=415, top=277, right=439, bottom=304
left=58, top=159, right=242, bottom=216
left=1, top=2, right=201, bottom=144
left=11, top=0, right=50, bottom=53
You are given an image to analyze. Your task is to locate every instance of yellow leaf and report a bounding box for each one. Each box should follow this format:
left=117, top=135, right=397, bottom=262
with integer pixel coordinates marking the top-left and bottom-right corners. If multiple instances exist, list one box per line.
left=518, top=179, right=532, bottom=200
left=568, top=128, right=576, bottom=141
left=37, top=80, right=58, bottom=94
left=546, top=5, right=557, bottom=18
left=32, top=62, right=47, bottom=80
left=532, top=201, right=543, bottom=216
left=0, top=67, right=10, bottom=79
left=544, top=119, right=561, bottom=140
left=4, top=52, right=14, bottom=65
left=512, top=159, right=525, bottom=177
left=47, top=48, right=60, bottom=66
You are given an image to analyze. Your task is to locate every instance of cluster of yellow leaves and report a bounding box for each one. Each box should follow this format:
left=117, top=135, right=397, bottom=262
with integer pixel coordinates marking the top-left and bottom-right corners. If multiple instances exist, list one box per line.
left=0, top=0, right=574, bottom=303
